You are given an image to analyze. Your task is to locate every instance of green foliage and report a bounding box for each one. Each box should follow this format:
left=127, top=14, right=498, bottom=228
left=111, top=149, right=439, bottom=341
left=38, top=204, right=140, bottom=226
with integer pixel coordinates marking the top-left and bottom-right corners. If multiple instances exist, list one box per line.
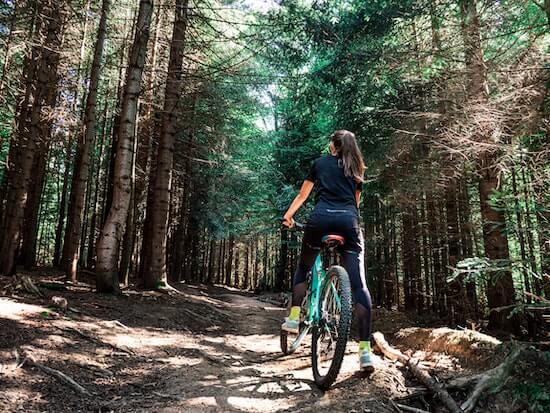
left=513, top=383, right=550, bottom=413
left=512, top=352, right=550, bottom=413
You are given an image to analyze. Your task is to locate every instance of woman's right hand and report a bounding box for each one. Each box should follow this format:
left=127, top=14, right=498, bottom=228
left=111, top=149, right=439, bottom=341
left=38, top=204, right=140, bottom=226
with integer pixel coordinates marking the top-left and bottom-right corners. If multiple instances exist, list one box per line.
left=282, top=216, right=294, bottom=228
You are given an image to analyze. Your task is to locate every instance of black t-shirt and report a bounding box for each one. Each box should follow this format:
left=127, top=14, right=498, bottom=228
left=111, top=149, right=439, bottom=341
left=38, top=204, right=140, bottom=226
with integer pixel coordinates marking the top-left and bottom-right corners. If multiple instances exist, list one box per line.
left=306, top=155, right=362, bottom=213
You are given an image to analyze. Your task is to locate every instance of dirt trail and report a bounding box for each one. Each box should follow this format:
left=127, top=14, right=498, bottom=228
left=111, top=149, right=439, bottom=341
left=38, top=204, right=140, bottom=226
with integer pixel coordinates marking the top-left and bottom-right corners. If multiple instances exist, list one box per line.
left=0, top=275, right=462, bottom=412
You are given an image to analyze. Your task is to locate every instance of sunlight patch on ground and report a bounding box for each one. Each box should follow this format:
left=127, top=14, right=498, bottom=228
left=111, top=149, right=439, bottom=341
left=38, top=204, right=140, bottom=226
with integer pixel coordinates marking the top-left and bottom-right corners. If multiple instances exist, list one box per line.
left=261, top=305, right=283, bottom=311
left=249, top=381, right=285, bottom=393
left=223, top=333, right=281, bottom=353
left=0, top=298, right=47, bottom=320
left=225, top=375, right=257, bottom=385
left=34, top=333, right=76, bottom=349
left=157, top=356, right=202, bottom=367
left=107, top=333, right=177, bottom=349
left=180, top=396, right=218, bottom=408
left=201, top=336, right=224, bottom=344
left=227, top=396, right=293, bottom=412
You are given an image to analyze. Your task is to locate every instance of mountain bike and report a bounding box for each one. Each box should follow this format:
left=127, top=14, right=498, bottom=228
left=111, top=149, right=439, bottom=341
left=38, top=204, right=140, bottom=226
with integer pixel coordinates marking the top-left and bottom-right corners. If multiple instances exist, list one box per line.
left=280, top=221, right=353, bottom=390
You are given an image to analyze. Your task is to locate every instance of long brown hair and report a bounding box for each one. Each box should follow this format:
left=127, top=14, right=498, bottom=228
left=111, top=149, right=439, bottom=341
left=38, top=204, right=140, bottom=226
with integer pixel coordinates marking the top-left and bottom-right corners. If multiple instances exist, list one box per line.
left=331, top=130, right=366, bottom=183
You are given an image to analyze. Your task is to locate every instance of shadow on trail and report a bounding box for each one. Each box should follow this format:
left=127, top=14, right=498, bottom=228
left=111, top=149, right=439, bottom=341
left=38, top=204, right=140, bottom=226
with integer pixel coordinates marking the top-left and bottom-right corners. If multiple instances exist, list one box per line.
left=0, top=273, right=414, bottom=412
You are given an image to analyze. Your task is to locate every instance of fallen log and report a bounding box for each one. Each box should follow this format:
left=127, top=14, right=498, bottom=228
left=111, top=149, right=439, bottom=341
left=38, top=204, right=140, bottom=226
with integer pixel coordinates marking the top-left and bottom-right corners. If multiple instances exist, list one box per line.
left=372, top=332, right=463, bottom=413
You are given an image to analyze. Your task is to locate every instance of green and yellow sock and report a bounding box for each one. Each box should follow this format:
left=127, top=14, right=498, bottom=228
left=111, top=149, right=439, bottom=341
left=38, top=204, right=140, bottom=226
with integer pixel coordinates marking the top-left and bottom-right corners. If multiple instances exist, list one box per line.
left=288, top=306, right=301, bottom=321
left=359, top=341, right=371, bottom=353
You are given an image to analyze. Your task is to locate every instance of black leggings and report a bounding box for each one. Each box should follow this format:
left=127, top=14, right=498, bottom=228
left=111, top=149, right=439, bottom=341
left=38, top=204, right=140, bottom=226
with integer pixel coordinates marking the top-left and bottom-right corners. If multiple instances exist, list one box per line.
left=292, top=209, right=373, bottom=341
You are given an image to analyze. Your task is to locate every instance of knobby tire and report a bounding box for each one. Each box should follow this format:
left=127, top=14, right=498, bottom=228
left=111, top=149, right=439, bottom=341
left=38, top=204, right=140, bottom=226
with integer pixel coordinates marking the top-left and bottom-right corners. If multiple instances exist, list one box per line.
left=311, top=265, right=352, bottom=390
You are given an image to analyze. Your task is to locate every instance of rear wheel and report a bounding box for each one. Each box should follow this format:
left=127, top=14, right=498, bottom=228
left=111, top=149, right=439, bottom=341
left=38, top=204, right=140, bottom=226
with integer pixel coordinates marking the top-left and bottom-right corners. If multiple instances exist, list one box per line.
left=311, top=265, right=352, bottom=390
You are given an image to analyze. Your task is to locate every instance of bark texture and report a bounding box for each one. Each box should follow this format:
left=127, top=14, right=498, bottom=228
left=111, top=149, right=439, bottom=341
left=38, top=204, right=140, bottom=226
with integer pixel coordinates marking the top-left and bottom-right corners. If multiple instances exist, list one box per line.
left=0, top=1, right=67, bottom=275
left=460, top=0, right=516, bottom=331
left=141, top=0, right=189, bottom=288
left=95, top=0, right=154, bottom=292
left=62, top=0, right=110, bottom=282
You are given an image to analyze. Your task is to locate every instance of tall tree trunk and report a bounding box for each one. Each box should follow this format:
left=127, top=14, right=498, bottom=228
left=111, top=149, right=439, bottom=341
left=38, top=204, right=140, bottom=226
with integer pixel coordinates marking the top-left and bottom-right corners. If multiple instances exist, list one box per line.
left=207, top=238, right=216, bottom=284
left=120, top=156, right=136, bottom=285
left=234, top=243, right=241, bottom=289
left=141, top=0, right=188, bottom=289
left=419, top=195, right=431, bottom=311
left=460, top=0, right=516, bottom=331
left=391, top=209, right=400, bottom=310
left=244, top=241, right=250, bottom=290
left=0, top=1, right=19, bottom=106
left=52, top=0, right=95, bottom=267
left=218, top=238, right=225, bottom=284
left=96, top=0, right=153, bottom=293
left=427, top=193, right=444, bottom=314
left=62, top=0, right=110, bottom=282
left=402, top=207, right=418, bottom=311
left=0, top=1, right=43, bottom=224
left=445, top=181, right=464, bottom=325
left=511, top=168, right=532, bottom=302
left=0, top=1, right=67, bottom=275
left=19, top=142, right=50, bottom=268
left=275, top=228, right=288, bottom=292
left=412, top=204, right=423, bottom=312
left=53, top=134, right=73, bottom=266
left=253, top=237, right=259, bottom=290
left=225, top=236, right=235, bottom=286
left=134, top=4, right=163, bottom=246
left=459, top=178, right=477, bottom=318
left=87, top=99, right=110, bottom=269
left=374, top=201, right=384, bottom=306
left=263, top=234, right=268, bottom=288
left=520, top=169, right=542, bottom=295
left=169, top=186, right=189, bottom=282
left=101, top=7, right=135, bottom=226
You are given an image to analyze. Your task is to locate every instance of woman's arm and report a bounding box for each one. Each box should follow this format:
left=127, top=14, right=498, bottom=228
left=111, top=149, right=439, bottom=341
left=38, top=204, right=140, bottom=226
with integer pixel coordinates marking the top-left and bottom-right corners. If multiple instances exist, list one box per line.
left=355, top=189, right=362, bottom=208
left=282, top=180, right=314, bottom=227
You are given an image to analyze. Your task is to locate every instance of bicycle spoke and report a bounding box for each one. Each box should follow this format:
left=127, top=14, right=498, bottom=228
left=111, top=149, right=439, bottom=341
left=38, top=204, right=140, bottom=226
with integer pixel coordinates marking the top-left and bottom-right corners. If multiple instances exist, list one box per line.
left=311, top=265, right=353, bottom=389
left=315, top=273, right=343, bottom=374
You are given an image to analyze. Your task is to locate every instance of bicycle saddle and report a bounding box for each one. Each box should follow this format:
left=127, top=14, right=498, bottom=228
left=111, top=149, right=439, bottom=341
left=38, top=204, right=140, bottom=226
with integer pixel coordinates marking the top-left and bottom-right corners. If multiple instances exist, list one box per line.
left=321, top=234, right=345, bottom=248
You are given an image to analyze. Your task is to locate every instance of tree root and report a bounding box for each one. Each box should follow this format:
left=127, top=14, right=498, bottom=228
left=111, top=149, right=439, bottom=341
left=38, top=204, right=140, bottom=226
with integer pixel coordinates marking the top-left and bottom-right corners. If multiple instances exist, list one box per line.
left=372, top=331, right=463, bottom=413
left=394, top=403, right=431, bottom=413
left=446, top=373, right=484, bottom=390
left=101, top=319, right=130, bottom=330
left=57, top=326, right=135, bottom=355
left=460, top=348, right=522, bottom=413
left=8, top=275, right=44, bottom=297
left=156, top=283, right=184, bottom=296
left=180, top=307, right=215, bottom=326
left=157, top=284, right=233, bottom=320
left=20, top=352, right=92, bottom=396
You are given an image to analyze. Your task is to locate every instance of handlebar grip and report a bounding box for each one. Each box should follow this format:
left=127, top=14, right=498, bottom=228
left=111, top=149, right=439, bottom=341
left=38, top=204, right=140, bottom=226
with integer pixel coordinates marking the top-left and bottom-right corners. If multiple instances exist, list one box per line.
left=294, top=221, right=305, bottom=230
left=279, top=218, right=305, bottom=231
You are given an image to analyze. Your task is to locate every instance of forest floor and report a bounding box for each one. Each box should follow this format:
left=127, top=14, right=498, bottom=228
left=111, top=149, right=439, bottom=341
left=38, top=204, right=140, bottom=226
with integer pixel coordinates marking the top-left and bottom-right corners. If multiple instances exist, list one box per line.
left=1, top=270, right=548, bottom=413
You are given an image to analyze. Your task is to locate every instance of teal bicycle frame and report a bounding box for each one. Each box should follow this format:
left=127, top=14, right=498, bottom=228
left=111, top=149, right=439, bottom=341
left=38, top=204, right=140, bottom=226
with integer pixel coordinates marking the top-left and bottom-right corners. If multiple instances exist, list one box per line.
left=286, top=251, right=341, bottom=353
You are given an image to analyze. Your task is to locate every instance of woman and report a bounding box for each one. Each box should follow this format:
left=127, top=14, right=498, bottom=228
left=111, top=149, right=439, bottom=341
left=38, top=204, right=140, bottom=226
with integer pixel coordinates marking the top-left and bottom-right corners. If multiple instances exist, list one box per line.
left=281, top=130, right=374, bottom=373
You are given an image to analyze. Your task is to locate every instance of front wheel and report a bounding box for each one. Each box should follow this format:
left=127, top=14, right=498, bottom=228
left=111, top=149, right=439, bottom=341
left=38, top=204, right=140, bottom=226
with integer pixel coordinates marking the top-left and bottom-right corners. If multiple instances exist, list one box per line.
left=311, top=265, right=352, bottom=390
